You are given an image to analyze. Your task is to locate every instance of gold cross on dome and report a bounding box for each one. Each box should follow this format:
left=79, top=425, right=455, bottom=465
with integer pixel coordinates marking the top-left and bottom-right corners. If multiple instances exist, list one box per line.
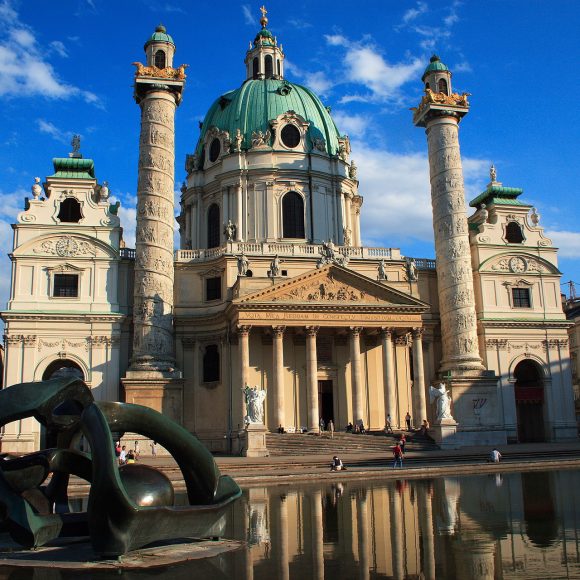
left=260, top=5, right=267, bottom=18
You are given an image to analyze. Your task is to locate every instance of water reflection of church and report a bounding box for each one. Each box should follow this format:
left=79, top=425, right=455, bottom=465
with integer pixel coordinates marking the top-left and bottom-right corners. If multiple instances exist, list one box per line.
left=1, top=10, right=577, bottom=454
left=226, top=470, right=580, bottom=579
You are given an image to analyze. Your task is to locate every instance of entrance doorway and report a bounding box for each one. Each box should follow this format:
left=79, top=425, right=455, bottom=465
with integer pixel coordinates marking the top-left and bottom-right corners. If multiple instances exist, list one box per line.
left=514, top=360, right=545, bottom=442
left=318, top=380, right=334, bottom=426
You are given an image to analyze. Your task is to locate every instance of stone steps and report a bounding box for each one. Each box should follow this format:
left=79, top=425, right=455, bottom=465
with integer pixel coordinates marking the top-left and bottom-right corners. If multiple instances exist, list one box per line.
left=264, top=431, right=438, bottom=456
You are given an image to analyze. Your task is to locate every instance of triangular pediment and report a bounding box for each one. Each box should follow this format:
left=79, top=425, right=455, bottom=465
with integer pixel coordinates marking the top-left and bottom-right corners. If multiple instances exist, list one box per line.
left=234, top=265, right=429, bottom=310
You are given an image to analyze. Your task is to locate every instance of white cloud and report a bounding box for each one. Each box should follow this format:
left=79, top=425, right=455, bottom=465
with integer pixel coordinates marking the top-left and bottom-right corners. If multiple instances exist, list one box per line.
left=241, top=4, right=255, bottom=26
left=402, top=2, right=428, bottom=24
left=546, top=231, right=580, bottom=259
left=0, top=3, right=101, bottom=105
left=285, top=61, right=334, bottom=96
left=49, top=40, right=68, bottom=58
left=353, top=141, right=487, bottom=246
left=324, top=34, right=348, bottom=47
left=37, top=119, right=73, bottom=144
left=332, top=111, right=370, bottom=136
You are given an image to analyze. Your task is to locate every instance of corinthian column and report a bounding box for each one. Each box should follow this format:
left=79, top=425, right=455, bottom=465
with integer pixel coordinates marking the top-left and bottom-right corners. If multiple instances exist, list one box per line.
left=306, top=327, right=319, bottom=432
left=130, top=71, right=185, bottom=373
left=381, top=328, right=397, bottom=427
left=272, top=326, right=286, bottom=429
left=350, top=327, right=364, bottom=426
left=413, top=87, right=483, bottom=372
left=412, top=328, right=427, bottom=426
left=239, top=325, right=251, bottom=426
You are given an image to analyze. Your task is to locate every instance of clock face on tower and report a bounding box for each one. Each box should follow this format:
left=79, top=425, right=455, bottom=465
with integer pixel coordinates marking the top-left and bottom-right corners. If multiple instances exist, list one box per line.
left=56, top=236, right=80, bottom=257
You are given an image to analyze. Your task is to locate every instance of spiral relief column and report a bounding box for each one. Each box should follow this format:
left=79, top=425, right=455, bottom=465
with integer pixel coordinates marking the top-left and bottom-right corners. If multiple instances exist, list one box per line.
left=123, top=26, right=186, bottom=422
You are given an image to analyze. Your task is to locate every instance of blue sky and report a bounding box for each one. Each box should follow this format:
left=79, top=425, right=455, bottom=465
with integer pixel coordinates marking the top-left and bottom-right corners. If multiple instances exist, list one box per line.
left=0, top=0, right=579, bottom=308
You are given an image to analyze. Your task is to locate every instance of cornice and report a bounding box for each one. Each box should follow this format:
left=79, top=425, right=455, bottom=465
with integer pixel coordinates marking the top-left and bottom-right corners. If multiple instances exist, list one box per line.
left=480, top=318, right=573, bottom=329
left=1, top=310, right=126, bottom=323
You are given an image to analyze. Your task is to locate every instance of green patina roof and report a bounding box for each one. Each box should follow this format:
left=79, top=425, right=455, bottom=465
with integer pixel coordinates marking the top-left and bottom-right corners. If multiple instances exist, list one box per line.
left=469, top=185, right=525, bottom=208
left=51, top=157, right=95, bottom=179
left=196, top=78, right=343, bottom=158
left=422, top=55, right=449, bottom=80
left=145, top=24, right=174, bottom=48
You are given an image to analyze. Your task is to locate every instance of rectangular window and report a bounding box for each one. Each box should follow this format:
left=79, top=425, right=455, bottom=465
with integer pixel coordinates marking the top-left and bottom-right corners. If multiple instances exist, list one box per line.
left=53, top=274, right=79, bottom=297
left=512, top=287, right=531, bottom=308
left=206, top=276, right=222, bottom=301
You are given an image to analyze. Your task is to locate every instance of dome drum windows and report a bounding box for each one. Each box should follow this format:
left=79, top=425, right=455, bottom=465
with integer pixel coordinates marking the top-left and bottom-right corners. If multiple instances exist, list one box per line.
left=204, top=126, right=230, bottom=165
left=282, top=191, right=305, bottom=239
left=207, top=203, right=220, bottom=249
left=270, top=111, right=310, bottom=152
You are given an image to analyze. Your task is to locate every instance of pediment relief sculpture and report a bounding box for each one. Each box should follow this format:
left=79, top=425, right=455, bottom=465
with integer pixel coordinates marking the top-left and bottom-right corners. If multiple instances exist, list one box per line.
left=33, top=235, right=97, bottom=258
left=483, top=254, right=558, bottom=275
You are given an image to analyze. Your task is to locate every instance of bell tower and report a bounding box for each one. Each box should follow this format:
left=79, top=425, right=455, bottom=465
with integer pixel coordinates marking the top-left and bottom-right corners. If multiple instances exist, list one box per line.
left=122, top=25, right=186, bottom=423
left=244, top=6, right=285, bottom=80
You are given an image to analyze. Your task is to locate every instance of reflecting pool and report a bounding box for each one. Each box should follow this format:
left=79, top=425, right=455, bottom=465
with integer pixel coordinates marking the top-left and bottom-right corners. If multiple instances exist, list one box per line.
left=4, top=468, right=580, bottom=578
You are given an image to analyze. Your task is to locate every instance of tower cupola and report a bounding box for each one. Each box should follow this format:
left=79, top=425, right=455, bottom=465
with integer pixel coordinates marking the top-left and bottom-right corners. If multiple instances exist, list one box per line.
left=144, top=24, right=175, bottom=69
left=244, top=6, right=285, bottom=80
left=422, top=54, right=452, bottom=95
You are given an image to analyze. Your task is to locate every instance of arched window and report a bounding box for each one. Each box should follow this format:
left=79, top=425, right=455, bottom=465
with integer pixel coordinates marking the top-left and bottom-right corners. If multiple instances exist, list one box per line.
left=154, top=50, right=166, bottom=69
left=203, top=344, right=220, bottom=383
left=506, top=221, right=524, bottom=243
left=207, top=204, right=220, bottom=248
left=265, top=55, right=273, bottom=79
left=58, top=198, right=82, bottom=223
left=438, top=78, right=448, bottom=94
left=252, top=57, right=259, bottom=79
left=42, top=359, right=84, bottom=381
left=282, top=191, right=305, bottom=239
left=425, top=82, right=430, bottom=90
left=209, top=138, right=221, bottom=162
left=277, top=59, right=281, bottom=76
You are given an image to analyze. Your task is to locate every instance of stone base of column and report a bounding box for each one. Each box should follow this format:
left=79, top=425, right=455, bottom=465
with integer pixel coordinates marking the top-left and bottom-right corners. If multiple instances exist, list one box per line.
left=121, top=371, right=184, bottom=424
left=429, top=419, right=459, bottom=449
left=545, top=422, right=578, bottom=442
left=436, top=370, right=508, bottom=447
left=242, top=424, right=269, bottom=458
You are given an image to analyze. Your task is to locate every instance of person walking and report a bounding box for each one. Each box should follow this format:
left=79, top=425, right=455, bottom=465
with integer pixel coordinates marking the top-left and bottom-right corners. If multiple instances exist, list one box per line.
left=399, top=434, right=406, bottom=453
left=385, top=414, right=393, bottom=434
left=392, top=442, right=404, bottom=468
left=119, top=445, right=127, bottom=465
left=150, top=440, right=157, bottom=457
left=405, top=412, right=412, bottom=431
left=328, top=419, right=334, bottom=439
left=319, top=417, right=325, bottom=434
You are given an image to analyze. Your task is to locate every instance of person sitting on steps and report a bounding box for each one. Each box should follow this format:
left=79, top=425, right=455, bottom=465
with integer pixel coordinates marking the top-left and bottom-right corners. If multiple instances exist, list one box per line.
left=330, top=455, right=347, bottom=471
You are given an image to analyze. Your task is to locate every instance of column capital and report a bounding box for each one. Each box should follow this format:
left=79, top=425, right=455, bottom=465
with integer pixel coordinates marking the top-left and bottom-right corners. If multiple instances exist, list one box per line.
left=412, top=327, right=425, bottom=339
left=349, top=326, right=363, bottom=337
left=380, top=327, right=396, bottom=339
left=272, top=325, right=286, bottom=337
left=305, top=326, right=319, bottom=337
left=237, top=325, right=252, bottom=336
left=395, top=332, right=412, bottom=347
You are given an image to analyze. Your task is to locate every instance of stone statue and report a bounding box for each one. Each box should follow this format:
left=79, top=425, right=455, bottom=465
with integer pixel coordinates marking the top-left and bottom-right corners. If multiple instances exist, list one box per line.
left=251, top=129, right=271, bottom=148
left=429, top=382, right=454, bottom=421
left=234, top=128, right=243, bottom=152
left=530, top=207, right=540, bottom=226
left=490, top=163, right=497, bottom=183
left=71, top=134, right=81, bottom=154
left=99, top=181, right=110, bottom=202
left=317, top=239, right=349, bottom=268
left=242, top=385, right=267, bottom=424
left=224, top=219, right=236, bottom=242
left=343, top=226, right=352, bottom=247
left=322, top=239, right=336, bottom=260
left=312, top=137, right=326, bottom=152
left=338, top=136, right=351, bottom=161
left=478, top=203, right=488, bottom=225
left=185, top=153, right=197, bottom=173
left=406, top=257, right=418, bottom=281
left=378, top=259, right=387, bottom=281
left=31, top=177, right=42, bottom=200
left=237, top=252, right=249, bottom=276
left=349, top=160, right=357, bottom=180
left=269, top=254, right=281, bottom=277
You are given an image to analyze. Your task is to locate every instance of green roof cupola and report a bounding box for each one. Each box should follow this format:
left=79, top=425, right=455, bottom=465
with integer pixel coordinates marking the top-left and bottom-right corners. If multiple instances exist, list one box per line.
left=144, top=24, right=175, bottom=70
left=245, top=6, right=285, bottom=80
left=422, top=54, right=453, bottom=95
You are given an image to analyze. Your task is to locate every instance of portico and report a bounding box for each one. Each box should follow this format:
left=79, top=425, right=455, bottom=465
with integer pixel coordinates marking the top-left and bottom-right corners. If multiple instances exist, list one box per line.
left=229, top=265, right=430, bottom=434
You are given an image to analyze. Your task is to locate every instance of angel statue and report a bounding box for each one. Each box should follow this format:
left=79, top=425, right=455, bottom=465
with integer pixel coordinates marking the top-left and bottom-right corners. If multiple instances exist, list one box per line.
left=429, top=382, right=454, bottom=422
left=242, top=385, right=267, bottom=425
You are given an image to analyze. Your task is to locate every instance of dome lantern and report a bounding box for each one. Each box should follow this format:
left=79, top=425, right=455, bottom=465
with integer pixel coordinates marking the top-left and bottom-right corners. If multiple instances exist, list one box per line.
left=422, top=54, right=452, bottom=95
left=244, top=6, right=285, bottom=81
left=144, top=23, right=176, bottom=70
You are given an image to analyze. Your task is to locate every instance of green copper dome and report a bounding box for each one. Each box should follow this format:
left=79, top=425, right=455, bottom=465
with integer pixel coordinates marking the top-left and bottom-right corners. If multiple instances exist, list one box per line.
left=422, top=55, right=449, bottom=80
left=254, top=28, right=274, bottom=46
left=145, top=24, right=174, bottom=48
left=195, top=79, right=343, bottom=158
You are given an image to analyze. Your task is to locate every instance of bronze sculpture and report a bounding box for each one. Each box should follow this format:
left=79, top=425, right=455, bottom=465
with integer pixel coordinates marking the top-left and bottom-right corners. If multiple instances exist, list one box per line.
left=0, top=377, right=241, bottom=557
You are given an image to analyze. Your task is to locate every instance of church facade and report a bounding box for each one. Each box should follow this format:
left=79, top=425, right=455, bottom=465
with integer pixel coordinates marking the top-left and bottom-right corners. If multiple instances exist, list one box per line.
left=1, top=13, right=576, bottom=454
